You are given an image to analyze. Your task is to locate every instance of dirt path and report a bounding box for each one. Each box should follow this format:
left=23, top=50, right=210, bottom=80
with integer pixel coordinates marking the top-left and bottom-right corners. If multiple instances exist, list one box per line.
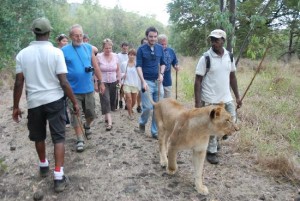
left=0, top=89, right=298, bottom=201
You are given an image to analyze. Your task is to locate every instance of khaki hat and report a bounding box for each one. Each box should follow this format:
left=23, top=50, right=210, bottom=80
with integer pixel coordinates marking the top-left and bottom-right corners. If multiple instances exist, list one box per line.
left=31, top=18, right=53, bottom=34
left=208, top=29, right=226, bottom=40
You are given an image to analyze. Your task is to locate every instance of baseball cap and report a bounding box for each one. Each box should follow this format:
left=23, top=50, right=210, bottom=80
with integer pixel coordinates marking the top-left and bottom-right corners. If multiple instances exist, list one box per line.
left=31, top=18, right=53, bottom=34
left=208, top=29, right=226, bottom=40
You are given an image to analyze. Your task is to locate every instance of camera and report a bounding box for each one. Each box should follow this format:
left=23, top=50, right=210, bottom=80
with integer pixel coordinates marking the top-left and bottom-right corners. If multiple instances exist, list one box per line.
left=85, top=66, right=94, bottom=73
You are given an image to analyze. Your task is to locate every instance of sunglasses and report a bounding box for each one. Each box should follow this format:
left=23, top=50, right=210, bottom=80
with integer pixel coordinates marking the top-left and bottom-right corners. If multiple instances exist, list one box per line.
left=57, top=34, right=68, bottom=41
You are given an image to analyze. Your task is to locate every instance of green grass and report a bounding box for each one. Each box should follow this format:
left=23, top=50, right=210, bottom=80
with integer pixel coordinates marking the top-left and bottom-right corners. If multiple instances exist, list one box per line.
left=288, top=129, right=300, bottom=152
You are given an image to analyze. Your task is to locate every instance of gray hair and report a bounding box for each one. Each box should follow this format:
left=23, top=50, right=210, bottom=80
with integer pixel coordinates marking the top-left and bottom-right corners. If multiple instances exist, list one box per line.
left=69, top=24, right=83, bottom=35
left=158, top=34, right=168, bottom=43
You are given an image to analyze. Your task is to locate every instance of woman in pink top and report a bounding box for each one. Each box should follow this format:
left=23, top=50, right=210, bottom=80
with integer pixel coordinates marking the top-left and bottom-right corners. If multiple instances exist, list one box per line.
left=96, top=38, right=121, bottom=131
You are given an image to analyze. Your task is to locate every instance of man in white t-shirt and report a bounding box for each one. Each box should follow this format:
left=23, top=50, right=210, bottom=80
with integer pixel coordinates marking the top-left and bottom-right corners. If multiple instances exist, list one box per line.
left=117, top=42, right=129, bottom=109
left=12, top=17, right=79, bottom=193
left=194, top=29, right=242, bottom=164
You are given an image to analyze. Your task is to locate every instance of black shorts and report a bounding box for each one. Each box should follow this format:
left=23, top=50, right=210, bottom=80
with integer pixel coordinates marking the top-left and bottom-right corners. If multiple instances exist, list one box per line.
left=27, top=98, right=66, bottom=144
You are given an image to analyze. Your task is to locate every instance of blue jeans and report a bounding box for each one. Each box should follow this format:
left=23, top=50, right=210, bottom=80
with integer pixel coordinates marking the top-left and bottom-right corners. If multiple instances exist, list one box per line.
left=139, top=80, right=164, bottom=136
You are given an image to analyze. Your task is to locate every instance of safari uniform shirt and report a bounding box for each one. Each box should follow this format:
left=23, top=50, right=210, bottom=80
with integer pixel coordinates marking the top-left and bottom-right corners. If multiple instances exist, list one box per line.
left=195, top=47, right=236, bottom=104
left=15, top=41, right=67, bottom=109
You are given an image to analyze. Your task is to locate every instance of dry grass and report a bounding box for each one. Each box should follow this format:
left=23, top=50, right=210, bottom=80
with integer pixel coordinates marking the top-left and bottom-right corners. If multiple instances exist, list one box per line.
left=172, top=56, right=300, bottom=182
left=0, top=67, right=15, bottom=91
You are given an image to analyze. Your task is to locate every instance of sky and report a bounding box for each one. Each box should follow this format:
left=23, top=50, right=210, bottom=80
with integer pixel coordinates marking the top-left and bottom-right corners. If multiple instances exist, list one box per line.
left=67, top=0, right=171, bottom=25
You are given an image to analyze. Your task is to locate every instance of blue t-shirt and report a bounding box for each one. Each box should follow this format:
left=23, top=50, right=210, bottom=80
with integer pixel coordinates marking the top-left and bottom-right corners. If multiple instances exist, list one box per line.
left=136, top=43, right=165, bottom=81
left=162, top=47, right=178, bottom=87
left=62, top=43, right=94, bottom=94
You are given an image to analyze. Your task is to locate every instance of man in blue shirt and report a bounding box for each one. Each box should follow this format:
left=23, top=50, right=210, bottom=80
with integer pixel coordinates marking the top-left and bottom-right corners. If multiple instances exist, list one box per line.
left=135, top=26, right=166, bottom=139
left=158, top=34, right=179, bottom=98
left=62, top=24, right=105, bottom=152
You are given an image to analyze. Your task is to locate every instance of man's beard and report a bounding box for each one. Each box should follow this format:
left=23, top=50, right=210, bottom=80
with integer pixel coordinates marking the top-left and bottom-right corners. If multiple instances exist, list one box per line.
left=73, top=41, right=82, bottom=46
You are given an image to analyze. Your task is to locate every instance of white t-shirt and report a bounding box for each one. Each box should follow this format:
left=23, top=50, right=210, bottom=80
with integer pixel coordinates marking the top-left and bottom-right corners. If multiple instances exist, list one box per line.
left=195, top=47, right=236, bottom=103
left=117, top=52, right=128, bottom=73
left=120, top=61, right=141, bottom=89
left=16, top=41, right=67, bottom=109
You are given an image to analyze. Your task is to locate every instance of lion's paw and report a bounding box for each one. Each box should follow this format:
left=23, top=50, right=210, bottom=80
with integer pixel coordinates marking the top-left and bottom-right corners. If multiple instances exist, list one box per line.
left=160, top=160, right=168, bottom=168
left=166, top=165, right=177, bottom=175
left=195, top=184, right=209, bottom=195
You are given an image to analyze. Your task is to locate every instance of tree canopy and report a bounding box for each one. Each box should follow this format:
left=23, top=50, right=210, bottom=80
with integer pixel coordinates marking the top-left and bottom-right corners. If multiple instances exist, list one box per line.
left=167, top=0, right=300, bottom=60
left=0, top=0, right=299, bottom=69
left=0, top=0, right=167, bottom=69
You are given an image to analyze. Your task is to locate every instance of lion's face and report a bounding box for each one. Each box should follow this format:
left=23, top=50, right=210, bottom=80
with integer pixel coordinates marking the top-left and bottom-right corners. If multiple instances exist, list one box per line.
left=210, top=106, right=240, bottom=136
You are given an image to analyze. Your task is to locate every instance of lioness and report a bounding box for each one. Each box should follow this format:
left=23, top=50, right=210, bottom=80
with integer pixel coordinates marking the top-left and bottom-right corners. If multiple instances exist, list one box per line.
left=153, top=98, right=239, bottom=195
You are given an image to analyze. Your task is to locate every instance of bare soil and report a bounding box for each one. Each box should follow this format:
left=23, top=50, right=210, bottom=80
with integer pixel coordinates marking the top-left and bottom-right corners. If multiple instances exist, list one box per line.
left=0, top=88, right=299, bottom=201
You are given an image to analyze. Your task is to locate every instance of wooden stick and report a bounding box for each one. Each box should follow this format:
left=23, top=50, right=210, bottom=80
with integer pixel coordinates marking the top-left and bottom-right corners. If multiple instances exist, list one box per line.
left=175, top=70, right=178, bottom=100
left=240, top=45, right=270, bottom=102
left=75, top=115, right=88, bottom=140
left=158, top=64, right=161, bottom=101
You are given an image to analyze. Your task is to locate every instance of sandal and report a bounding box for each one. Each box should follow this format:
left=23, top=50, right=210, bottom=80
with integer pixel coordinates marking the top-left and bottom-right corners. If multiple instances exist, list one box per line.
left=83, top=123, right=92, bottom=139
left=76, top=141, right=85, bottom=152
left=128, top=115, right=134, bottom=120
left=106, top=125, right=112, bottom=131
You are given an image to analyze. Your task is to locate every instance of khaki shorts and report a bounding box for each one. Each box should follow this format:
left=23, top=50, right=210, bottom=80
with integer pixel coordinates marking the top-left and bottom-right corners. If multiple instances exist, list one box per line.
left=123, top=85, right=139, bottom=93
left=68, top=92, right=96, bottom=127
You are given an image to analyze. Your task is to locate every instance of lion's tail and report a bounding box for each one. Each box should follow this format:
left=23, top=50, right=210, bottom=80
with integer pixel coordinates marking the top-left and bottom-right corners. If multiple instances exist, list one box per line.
left=144, top=89, right=156, bottom=106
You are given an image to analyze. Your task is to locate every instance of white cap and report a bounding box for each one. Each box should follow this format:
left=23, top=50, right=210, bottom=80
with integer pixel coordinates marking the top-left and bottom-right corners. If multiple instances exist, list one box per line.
left=208, top=29, right=226, bottom=40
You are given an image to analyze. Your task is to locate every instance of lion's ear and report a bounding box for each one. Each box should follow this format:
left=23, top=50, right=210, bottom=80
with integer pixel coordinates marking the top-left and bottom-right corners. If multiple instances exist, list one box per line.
left=210, top=107, right=222, bottom=119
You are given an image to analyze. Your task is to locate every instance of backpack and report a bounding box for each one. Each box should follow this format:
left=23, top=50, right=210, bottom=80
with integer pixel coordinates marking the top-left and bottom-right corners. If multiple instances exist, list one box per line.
left=203, top=51, right=234, bottom=76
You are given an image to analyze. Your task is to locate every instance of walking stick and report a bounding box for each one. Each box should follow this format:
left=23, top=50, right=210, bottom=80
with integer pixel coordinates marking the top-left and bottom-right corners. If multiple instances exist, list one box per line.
left=158, top=64, right=161, bottom=101
left=76, top=115, right=88, bottom=140
left=69, top=105, right=88, bottom=140
left=175, top=70, right=178, bottom=100
left=240, top=45, right=270, bottom=103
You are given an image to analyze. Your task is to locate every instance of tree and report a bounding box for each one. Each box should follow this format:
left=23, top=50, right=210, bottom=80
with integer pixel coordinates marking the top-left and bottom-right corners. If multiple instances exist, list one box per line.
left=167, top=0, right=300, bottom=60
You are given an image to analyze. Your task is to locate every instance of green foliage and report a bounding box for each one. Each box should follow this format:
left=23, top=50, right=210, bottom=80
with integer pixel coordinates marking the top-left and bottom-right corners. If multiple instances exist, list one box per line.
left=0, top=0, right=167, bottom=69
left=168, top=0, right=300, bottom=59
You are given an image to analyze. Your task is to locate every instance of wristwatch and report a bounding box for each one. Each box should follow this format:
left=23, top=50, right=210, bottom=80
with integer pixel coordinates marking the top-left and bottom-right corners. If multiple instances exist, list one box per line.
left=97, top=80, right=102, bottom=85
left=160, top=73, right=164, bottom=76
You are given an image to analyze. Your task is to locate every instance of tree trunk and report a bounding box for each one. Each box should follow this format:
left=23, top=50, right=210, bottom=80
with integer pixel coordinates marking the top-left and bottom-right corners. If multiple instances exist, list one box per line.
left=227, top=0, right=236, bottom=53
